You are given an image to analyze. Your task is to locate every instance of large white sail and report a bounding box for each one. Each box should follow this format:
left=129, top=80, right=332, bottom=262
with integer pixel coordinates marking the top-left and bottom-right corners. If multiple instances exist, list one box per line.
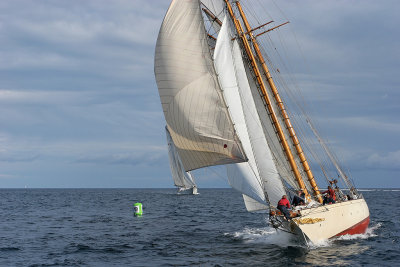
left=166, top=127, right=196, bottom=190
left=155, top=0, right=246, bottom=171
left=214, top=16, right=286, bottom=207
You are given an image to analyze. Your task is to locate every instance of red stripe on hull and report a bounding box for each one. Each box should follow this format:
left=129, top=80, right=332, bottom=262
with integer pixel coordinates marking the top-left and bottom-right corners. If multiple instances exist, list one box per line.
left=335, top=216, right=370, bottom=236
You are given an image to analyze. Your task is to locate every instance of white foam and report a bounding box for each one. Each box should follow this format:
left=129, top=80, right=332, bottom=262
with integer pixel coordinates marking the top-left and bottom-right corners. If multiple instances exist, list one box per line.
left=307, top=224, right=381, bottom=248
left=357, top=189, right=376, bottom=192
left=360, top=189, right=400, bottom=192
left=308, top=239, right=333, bottom=249
left=225, top=226, right=304, bottom=247
left=227, top=223, right=381, bottom=249
left=382, top=189, right=400, bottom=192
left=335, top=223, right=381, bottom=241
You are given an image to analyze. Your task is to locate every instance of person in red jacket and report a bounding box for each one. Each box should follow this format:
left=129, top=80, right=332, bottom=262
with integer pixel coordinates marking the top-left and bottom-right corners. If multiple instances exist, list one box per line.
left=277, top=195, right=291, bottom=220
left=322, top=186, right=336, bottom=205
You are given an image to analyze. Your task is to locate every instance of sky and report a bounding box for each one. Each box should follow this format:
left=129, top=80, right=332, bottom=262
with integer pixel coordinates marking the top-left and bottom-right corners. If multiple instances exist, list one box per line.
left=0, top=0, right=399, bottom=188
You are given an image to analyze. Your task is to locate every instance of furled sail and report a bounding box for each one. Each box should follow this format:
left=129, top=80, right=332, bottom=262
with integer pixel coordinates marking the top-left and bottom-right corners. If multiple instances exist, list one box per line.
left=214, top=16, right=286, bottom=207
left=155, top=0, right=246, bottom=171
left=166, top=126, right=197, bottom=190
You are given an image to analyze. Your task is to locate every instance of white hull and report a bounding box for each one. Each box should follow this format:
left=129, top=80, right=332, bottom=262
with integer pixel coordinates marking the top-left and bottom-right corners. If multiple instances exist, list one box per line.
left=287, top=199, right=370, bottom=244
left=177, top=186, right=199, bottom=195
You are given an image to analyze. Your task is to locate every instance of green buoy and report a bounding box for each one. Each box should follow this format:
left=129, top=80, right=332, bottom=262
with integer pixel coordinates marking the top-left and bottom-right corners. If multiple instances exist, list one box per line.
left=134, top=202, right=143, bottom=217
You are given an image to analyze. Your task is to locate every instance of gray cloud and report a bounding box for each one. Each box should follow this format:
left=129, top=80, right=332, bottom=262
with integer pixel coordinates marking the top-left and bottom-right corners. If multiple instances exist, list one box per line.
left=75, top=150, right=166, bottom=166
left=367, top=150, right=400, bottom=170
left=0, top=153, right=39, bottom=163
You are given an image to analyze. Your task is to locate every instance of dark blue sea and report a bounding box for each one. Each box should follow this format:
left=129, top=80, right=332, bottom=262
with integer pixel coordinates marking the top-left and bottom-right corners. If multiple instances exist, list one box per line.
left=0, top=188, right=398, bottom=266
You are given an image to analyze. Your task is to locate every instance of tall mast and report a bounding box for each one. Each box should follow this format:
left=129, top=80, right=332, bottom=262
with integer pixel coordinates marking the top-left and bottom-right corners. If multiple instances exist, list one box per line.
left=234, top=1, right=322, bottom=203
left=224, top=0, right=312, bottom=201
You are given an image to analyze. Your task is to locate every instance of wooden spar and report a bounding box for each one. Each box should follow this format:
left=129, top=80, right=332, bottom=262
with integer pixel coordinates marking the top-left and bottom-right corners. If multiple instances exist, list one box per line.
left=202, top=8, right=222, bottom=26
left=224, top=0, right=311, bottom=200
left=207, top=33, right=217, bottom=41
left=202, top=8, right=220, bottom=42
left=255, top=21, right=290, bottom=37
left=244, top=20, right=274, bottom=35
left=232, top=20, right=276, bottom=41
left=235, top=1, right=323, bottom=203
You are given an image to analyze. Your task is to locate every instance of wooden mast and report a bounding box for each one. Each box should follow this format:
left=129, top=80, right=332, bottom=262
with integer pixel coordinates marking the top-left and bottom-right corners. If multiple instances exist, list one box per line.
left=234, top=1, right=323, bottom=203
left=224, top=0, right=312, bottom=201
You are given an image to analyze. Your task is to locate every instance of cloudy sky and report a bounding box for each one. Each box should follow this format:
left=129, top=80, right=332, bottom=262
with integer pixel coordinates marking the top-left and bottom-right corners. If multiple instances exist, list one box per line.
left=0, top=0, right=399, bottom=188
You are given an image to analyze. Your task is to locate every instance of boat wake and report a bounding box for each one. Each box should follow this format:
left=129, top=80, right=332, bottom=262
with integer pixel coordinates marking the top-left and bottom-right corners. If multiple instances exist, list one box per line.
left=335, top=222, right=381, bottom=241
left=226, top=227, right=301, bottom=247
left=226, top=223, right=381, bottom=249
left=308, top=223, right=381, bottom=249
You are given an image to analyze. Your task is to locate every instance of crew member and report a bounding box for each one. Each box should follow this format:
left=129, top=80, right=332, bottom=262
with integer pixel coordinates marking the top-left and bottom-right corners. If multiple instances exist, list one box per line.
left=322, top=186, right=336, bottom=205
left=292, top=190, right=305, bottom=206
left=277, top=195, right=291, bottom=220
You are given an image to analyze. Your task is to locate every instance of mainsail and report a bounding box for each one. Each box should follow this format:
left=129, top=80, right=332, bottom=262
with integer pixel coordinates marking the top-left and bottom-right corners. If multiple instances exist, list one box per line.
left=155, top=0, right=247, bottom=172
left=166, top=127, right=197, bottom=191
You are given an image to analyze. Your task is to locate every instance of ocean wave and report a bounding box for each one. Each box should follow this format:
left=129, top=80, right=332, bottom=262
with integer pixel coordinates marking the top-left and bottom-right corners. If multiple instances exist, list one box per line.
left=357, top=189, right=376, bottom=192
left=358, top=189, right=400, bottom=192
left=382, top=189, right=400, bottom=192
left=0, top=247, right=20, bottom=251
left=308, top=239, right=333, bottom=249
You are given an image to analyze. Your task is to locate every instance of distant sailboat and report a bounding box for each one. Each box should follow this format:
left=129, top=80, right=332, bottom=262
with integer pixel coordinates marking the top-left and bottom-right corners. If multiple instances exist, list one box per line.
left=155, top=0, right=369, bottom=244
left=166, top=127, right=198, bottom=194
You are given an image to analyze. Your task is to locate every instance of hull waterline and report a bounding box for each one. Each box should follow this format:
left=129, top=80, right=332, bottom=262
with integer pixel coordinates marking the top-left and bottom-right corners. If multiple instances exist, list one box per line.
left=335, top=216, right=370, bottom=236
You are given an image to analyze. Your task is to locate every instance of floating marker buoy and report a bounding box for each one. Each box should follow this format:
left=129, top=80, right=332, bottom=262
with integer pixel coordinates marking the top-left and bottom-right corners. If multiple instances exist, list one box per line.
left=134, top=202, right=143, bottom=217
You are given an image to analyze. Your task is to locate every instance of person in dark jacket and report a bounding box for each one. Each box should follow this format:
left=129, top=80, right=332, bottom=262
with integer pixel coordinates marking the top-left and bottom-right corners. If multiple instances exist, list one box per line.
left=292, top=190, right=305, bottom=206
left=277, top=195, right=291, bottom=220
left=322, top=186, right=336, bottom=205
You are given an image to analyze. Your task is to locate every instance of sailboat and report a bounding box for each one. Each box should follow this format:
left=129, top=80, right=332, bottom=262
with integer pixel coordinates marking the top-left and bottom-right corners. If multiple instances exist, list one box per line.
left=154, top=0, right=369, bottom=244
left=166, top=126, right=199, bottom=194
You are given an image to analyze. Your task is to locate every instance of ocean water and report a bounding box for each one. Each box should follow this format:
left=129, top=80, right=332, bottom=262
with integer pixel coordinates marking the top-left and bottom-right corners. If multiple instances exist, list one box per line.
left=0, top=188, right=398, bottom=266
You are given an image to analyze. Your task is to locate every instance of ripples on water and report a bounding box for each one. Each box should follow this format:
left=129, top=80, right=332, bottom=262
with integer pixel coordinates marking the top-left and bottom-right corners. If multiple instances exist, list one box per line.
left=0, top=189, right=398, bottom=266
